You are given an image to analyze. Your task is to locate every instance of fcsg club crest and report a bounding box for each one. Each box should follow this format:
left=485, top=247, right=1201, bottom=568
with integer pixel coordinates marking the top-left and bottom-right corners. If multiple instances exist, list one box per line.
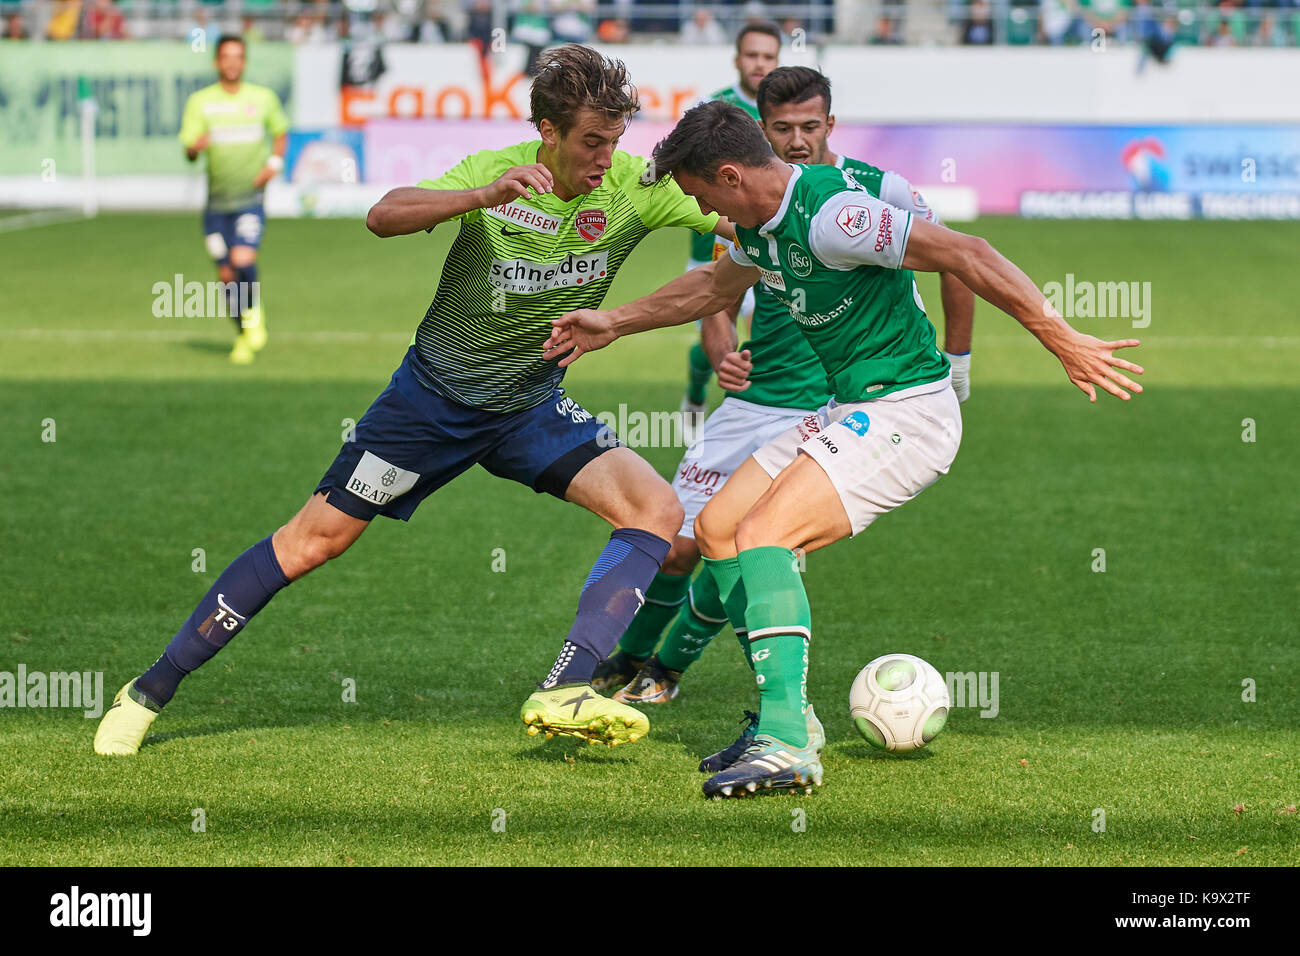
left=575, top=209, right=606, bottom=242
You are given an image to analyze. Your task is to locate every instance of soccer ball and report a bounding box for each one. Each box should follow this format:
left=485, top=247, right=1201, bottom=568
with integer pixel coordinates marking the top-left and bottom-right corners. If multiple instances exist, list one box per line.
left=849, top=653, right=950, bottom=753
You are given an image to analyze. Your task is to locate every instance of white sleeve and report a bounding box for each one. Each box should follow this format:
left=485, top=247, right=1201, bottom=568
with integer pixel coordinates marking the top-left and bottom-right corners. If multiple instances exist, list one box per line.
left=807, top=190, right=913, bottom=271
left=878, top=170, right=941, bottom=226
left=725, top=238, right=756, bottom=268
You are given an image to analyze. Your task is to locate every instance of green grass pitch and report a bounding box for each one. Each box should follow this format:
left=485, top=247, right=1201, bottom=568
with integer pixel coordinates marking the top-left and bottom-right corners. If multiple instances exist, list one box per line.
left=1, top=212, right=1296, bottom=866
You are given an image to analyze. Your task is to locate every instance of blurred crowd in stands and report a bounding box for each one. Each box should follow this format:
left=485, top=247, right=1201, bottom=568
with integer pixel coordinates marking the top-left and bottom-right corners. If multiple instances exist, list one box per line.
left=2, top=0, right=1296, bottom=47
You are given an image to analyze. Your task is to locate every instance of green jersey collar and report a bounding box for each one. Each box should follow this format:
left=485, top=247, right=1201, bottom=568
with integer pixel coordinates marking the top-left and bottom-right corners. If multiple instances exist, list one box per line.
left=759, top=164, right=802, bottom=237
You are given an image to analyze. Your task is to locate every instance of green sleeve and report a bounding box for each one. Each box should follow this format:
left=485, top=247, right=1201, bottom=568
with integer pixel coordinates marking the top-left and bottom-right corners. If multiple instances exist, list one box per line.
left=265, top=90, right=289, bottom=138
left=416, top=151, right=494, bottom=224
left=178, top=93, right=206, bottom=149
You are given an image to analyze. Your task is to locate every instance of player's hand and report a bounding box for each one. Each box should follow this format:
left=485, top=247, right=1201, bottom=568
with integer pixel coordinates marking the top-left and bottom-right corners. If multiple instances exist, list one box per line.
left=192, top=133, right=211, bottom=153
left=542, top=309, right=617, bottom=367
left=1055, top=334, right=1144, bottom=402
left=715, top=349, right=753, bottom=392
left=479, top=164, right=554, bottom=207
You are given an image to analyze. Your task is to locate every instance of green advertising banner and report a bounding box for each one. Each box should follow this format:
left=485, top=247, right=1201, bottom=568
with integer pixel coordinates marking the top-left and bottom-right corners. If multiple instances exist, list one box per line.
left=0, top=42, right=293, bottom=175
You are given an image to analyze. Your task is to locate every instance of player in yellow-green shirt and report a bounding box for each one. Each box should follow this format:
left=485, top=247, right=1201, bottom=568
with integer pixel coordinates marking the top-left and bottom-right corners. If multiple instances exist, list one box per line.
left=94, top=46, right=736, bottom=761
left=178, top=34, right=289, bottom=365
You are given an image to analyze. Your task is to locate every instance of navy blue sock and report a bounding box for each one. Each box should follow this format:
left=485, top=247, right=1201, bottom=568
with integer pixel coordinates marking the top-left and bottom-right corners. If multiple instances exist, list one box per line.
left=542, top=528, right=672, bottom=688
left=235, top=263, right=259, bottom=326
left=135, top=536, right=289, bottom=707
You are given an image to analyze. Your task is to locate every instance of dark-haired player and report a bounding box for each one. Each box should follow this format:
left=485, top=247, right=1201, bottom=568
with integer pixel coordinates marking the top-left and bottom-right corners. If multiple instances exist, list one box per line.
left=545, top=100, right=1143, bottom=796
left=599, top=68, right=976, bottom=725
left=95, top=46, right=729, bottom=757
left=178, top=34, right=288, bottom=365
left=679, top=21, right=782, bottom=429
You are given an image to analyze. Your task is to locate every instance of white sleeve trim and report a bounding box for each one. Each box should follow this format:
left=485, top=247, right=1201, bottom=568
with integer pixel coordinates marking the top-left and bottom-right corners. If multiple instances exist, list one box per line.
left=725, top=238, right=756, bottom=268
left=807, top=190, right=912, bottom=271
left=879, top=170, right=941, bottom=225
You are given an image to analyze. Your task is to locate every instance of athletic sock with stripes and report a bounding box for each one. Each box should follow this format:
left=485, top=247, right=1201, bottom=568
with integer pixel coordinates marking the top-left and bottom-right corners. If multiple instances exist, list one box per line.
left=615, top=570, right=690, bottom=658
left=657, top=562, right=730, bottom=671
left=737, top=545, right=811, bottom=748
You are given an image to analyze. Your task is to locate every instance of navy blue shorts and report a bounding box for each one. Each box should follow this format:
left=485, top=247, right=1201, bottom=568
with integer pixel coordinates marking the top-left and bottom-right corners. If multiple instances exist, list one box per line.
left=315, top=348, right=621, bottom=521
left=202, top=204, right=265, bottom=264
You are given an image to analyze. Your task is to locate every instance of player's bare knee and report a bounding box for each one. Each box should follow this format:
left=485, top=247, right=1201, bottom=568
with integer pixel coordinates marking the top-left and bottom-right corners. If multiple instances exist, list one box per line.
left=643, top=492, right=685, bottom=543
left=661, top=536, right=701, bottom=576
left=693, top=506, right=733, bottom=557
left=733, top=511, right=775, bottom=553
left=229, top=246, right=257, bottom=268
left=218, top=265, right=236, bottom=284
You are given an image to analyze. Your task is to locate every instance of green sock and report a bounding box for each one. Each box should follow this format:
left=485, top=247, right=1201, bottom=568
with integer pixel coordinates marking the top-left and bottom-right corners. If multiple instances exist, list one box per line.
left=687, top=341, right=712, bottom=405
left=617, top=571, right=690, bottom=658
left=658, top=563, right=729, bottom=671
left=737, top=546, right=811, bottom=748
left=702, top=555, right=752, bottom=671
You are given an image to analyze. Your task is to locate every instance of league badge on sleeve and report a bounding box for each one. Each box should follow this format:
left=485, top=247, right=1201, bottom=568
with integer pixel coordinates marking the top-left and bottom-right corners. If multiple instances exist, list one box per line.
left=836, top=205, right=871, bottom=238
left=576, top=209, right=606, bottom=242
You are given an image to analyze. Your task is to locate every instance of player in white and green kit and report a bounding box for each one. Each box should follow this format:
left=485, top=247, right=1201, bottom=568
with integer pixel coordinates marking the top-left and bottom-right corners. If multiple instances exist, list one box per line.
left=595, top=68, right=976, bottom=724
left=546, top=100, right=1144, bottom=796
left=680, top=21, right=781, bottom=428
left=178, top=34, right=289, bottom=365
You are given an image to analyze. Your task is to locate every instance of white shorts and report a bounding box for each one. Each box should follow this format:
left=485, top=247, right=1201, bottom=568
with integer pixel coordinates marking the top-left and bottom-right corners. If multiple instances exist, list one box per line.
left=751, top=379, right=962, bottom=537
left=672, top=396, right=821, bottom=538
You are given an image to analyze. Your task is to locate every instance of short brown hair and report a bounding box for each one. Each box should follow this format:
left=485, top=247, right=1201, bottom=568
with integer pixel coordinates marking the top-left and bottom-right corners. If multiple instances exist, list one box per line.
left=736, top=21, right=782, bottom=53
left=651, top=100, right=776, bottom=183
left=529, top=44, right=640, bottom=136
left=757, top=66, right=832, bottom=121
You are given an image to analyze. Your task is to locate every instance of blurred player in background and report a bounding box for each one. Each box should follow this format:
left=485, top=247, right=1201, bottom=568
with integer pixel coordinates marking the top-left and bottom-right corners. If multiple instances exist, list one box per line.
left=594, top=68, right=975, bottom=720
left=95, top=46, right=732, bottom=758
left=546, top=100, right=1142, bottom=796
left=679, top=21, right=781, bottom=430
left=179, top=34, right=288, bottom=365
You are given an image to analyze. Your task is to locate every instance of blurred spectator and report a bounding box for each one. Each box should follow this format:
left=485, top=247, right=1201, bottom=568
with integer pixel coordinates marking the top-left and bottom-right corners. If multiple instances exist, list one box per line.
left=1208, top=16, right=1236, bottom=44
left=513, top=1, right=552, bottom=75
left=1083, top=0, right=1129, bottom=43
left=870, top=13, right=903, bottom=44
left=778, top=16, right=807, bottom=44
left=962, top=0, right=995, bottom=43
left=553, top=1, right=595, bottom=44
left=465, top=0, right=493, bottom=55
left=1255, top=12, right=1288, bottom=45
left=597, top=17, right=630, bottom=42
left=241, top=15, right=266, bottom=44
left=46, top=0, right=82, bottom=39
left=1039, top=0, right=1076, bottom=44
left=682, top=7, right=727, bottom=44
left=85, top=0, right=127, bottom=39
left=288, top=10, right=335, bottom=43
left=4, top=11, right=27, bottom=39
left=417, top=0, right=450, bottom=41
left=1139, top=14, right=1178, bottom=66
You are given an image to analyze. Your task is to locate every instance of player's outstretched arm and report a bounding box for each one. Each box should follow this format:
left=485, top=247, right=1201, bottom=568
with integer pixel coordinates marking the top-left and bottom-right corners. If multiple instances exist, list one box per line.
left=366, top=164, right=555, bottom=237
left=702, top=297, right=751, bottom=392
left=542, top=255, right=760, bottom=368
left=902, top=220, right=1144, bottom=403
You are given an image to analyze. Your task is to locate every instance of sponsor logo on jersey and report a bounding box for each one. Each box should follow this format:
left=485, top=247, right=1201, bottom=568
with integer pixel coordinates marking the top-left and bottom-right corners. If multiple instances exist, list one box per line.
left=785, top=294, right=855, bottom=328
left=482, top=201, right=562, bottom=236
left=489, top=252, right=609, bottom=294
left=874, top=208, right=895, bottom=253
left=575, top=209, right=606, bottom=242
left=746, top=245, right=761, bottom=258
left=835, top=204, right=871, bottom=238
left=677, top=460, right=724, bottom=490
left=841, top=411, right=871, bottom=436
left=346, top=451, right=419, bottom=506
left=758, top=267, right=786, bottom=291
left=786, top=243, right=813, bottom=277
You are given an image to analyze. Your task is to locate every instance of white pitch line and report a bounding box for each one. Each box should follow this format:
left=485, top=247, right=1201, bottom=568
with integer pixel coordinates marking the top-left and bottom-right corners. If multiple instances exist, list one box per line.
left=0, top=209, right=92, bottom=234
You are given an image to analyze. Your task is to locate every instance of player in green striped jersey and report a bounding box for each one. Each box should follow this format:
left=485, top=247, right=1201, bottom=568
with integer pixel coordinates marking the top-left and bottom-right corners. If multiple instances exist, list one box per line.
left=545, top=100, right=1144, bottom=795
left=680, top=21, right=782, bottom=430
left=178, top=35, right=289, bottom=365
left=94, top=47, right=733, bottom=759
